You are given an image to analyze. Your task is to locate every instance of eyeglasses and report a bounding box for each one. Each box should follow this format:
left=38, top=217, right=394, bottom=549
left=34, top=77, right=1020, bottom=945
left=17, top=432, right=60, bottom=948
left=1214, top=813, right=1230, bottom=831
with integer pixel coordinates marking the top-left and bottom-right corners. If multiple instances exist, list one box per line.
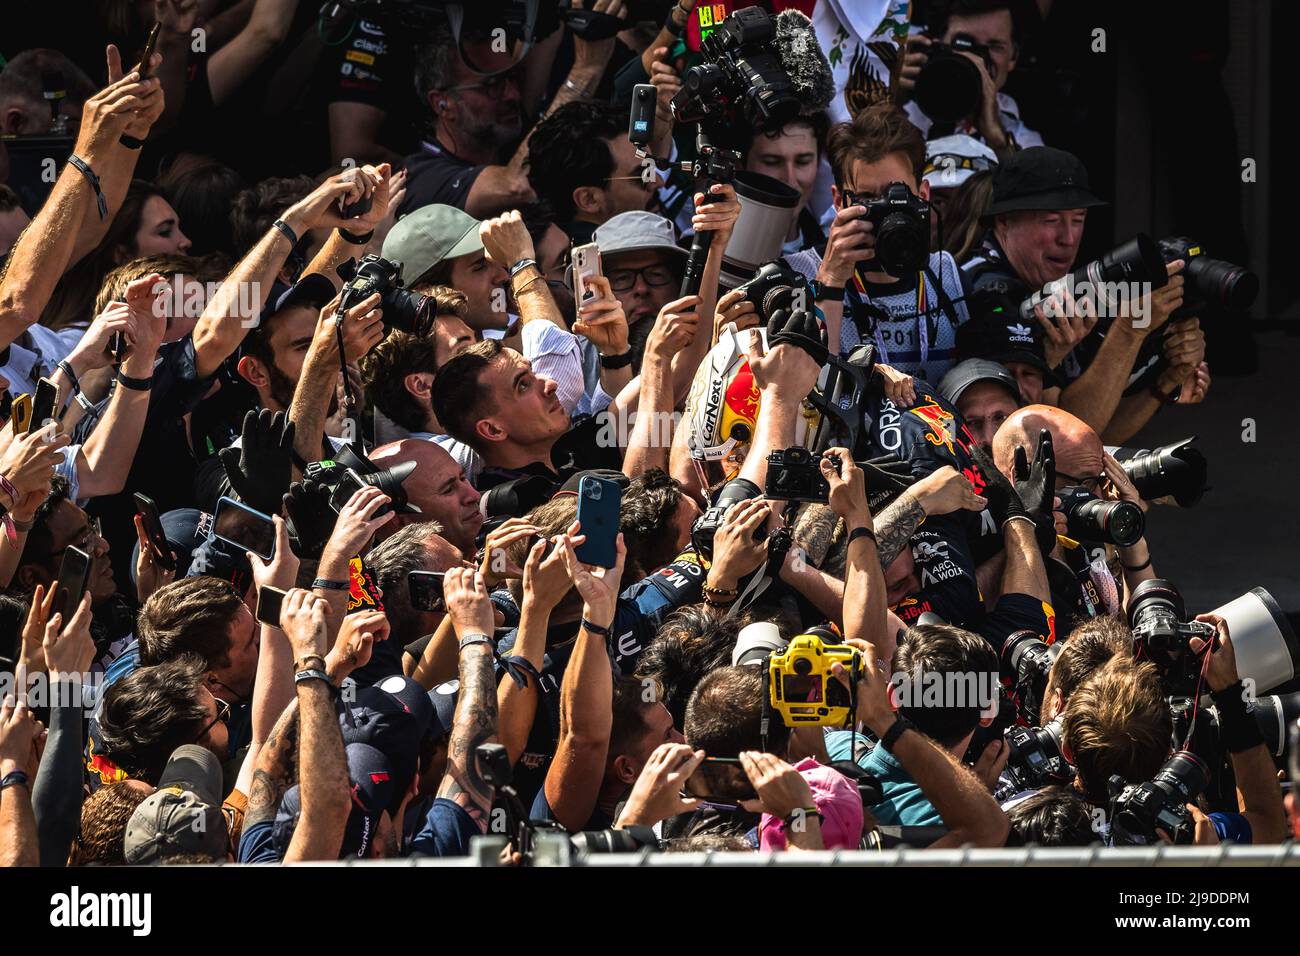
left=197, top=696, right=232, bottom=742
left=49, top=516, right=102, bottom=559
left=447, top=71, right=522, bottom=98
left=607, top=265, right=676, bottom=292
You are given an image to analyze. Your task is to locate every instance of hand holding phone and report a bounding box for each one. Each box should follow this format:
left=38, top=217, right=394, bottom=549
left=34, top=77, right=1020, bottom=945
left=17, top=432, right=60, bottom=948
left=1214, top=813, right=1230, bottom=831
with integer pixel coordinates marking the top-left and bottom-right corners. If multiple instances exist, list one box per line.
left=51, top=546, right=91, bottom=622
left=213, top=497, right=277, bottom=560
left=408, top=570, right=445, bottom=612
left=133, top=492, right=176, bottom=573
left=28, top=378, right=59, bottom=435
left=571, top=242, right=602, bottom=307
left=574, top=475, right=622, bottom=568
left=137, top=22, right=161, bottom=79
left=256, top=585, right=287, bottom=628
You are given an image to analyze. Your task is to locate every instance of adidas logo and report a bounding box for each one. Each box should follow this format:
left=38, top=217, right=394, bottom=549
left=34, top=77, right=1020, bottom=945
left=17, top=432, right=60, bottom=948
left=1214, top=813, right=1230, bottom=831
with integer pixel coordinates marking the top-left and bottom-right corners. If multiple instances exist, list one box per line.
left=1007, top=322, right=1034, bottom=343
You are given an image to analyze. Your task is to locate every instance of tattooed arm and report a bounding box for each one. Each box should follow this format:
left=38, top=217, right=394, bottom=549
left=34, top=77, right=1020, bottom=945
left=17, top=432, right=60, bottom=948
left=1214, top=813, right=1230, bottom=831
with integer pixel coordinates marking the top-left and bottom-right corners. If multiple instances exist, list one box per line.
left=873, top=492, right=927, bottom=568
left=436, top=568, right=502, bottom=831
left=242, top=702, right=299, bottom=831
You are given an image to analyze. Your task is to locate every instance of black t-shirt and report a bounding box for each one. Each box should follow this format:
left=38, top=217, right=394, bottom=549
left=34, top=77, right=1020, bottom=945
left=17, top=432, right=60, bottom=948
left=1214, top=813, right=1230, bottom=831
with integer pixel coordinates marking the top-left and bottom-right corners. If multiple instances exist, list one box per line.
left=890, top=513, right=983, bottom=630
left=321, top=15, right=422, bottom=160
left=397, top=138, right=484, bottom=216
left=473, top=414, right=623, bottom=496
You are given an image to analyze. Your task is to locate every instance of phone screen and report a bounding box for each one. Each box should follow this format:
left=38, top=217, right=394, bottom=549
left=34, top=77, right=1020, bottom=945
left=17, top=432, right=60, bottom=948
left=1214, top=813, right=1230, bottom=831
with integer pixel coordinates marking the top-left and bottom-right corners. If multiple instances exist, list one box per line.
left=408, top=571, right=445, bottom=612
left=29, top=378, right=58, bottom=435
left=213, top=497, right=276, bottom=560
left=256, top=586, right=287, bottom=627
left=53, top=546, right=91, bottom=621
left=133, top=492, right=176, bottom=572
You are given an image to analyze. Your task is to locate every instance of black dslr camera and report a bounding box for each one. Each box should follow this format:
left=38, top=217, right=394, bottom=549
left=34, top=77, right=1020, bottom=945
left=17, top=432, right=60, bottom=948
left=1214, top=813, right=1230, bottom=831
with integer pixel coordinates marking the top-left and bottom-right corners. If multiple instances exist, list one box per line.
left=847, top=182, right=931, bottom=277
left=1107, top=750, right=1210, bottom=846
left=1057, top=486, right=1144, bottom=547
left=691, top=478, right=766, bottom=560
left=1128, top=579, right=1218, bottom=695
left=996, top=718, right=1073, bottom=801
left=913, top=33, right=996, bottom=124
left=337, top=254, right=435, bottom=338
left=765, top=446, right=838, bottom=503
left=1000, top=629, right=1063, bottom=726
left=734, top=259, right=811, bottom=324
left=670, top=6, right=800, bottom=131
left=303, top=444, right=417, bottom=517
left=1157, top=236, right=1259, bottom=317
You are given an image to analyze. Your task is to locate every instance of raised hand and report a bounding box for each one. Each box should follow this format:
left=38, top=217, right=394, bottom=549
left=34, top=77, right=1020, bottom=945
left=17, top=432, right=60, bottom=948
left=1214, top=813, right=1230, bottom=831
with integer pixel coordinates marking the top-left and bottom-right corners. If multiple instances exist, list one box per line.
left=247, top=514, right=300, bottom=591
left=572, top=275, right=630, bottom=356
left=479, top=517, right=540, bottom=587
left=325, top=610, right=388, bottom=683
left=218, top=409, right=297, bottom=516
left=42, top=593, right=95, bottom=679
left=614, top=743, right=705, bottom=828
left=443, top=566, right=495, bottom=639
left=321, top=485, right=394, bottom=565
left=558, top=528, right=626, bottom=624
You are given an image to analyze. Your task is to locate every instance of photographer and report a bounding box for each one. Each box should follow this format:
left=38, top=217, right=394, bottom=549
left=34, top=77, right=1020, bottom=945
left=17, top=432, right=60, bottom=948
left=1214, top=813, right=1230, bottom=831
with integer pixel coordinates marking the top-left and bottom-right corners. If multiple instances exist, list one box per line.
left=740, top=114, right=833, bottom=256
left=790, top=104, right=970, bottom=385
left=895, top=0, right=1042, bottom=160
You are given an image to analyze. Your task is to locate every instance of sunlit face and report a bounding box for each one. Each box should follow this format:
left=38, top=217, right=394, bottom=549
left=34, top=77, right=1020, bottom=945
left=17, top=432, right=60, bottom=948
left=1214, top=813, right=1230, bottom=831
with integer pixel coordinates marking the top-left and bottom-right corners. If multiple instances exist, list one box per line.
left=995, top=209, right=1086, bottom=290
left=480, top=349, right=570, bottom=447
left=745, top=122, right=819, bottom=212
left=448, top=250, right=508, bottom=332
left=432, top=314, right=475, bottom=369
left=213, top=604, right=259, bottom=701
left=130, top=196, right=191, bottom=260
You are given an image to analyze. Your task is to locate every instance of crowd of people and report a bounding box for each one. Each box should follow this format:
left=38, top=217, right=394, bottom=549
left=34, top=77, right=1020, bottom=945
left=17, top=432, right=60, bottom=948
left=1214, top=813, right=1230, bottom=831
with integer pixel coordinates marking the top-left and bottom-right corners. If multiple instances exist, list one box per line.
left=0, top=0, right=1292, bottom=868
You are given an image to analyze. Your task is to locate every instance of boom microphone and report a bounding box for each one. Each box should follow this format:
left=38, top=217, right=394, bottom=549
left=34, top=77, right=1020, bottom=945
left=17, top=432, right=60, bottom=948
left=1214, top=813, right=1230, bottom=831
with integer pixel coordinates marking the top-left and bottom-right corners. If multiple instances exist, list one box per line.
left=772, top=9, right=835, bottom=115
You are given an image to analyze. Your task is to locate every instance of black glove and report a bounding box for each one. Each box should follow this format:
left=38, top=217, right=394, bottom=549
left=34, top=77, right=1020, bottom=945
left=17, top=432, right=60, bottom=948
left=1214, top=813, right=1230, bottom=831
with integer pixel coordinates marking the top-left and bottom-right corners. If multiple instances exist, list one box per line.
left=1013, top=429, right=1059, bottom=555
left=970, top=444, right=1030, bottom=530
left=766, top=307, right=828, bottom=367
left=283, top=479, right=338, bottom=560
left=218, top=409, right=296, bottom=515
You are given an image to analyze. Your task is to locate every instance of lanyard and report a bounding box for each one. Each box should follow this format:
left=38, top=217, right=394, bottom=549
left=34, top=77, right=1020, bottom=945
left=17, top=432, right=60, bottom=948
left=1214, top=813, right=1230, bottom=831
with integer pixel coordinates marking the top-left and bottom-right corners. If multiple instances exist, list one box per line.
left=853, top=267, right=929, bottom=372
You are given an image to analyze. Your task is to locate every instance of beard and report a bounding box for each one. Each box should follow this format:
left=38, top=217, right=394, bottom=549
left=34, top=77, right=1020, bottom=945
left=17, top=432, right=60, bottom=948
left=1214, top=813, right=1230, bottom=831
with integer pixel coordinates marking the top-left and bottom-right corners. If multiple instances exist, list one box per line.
left=267, top=362, right=338, bottom=417
left=626, top=314, right=655, bottom=373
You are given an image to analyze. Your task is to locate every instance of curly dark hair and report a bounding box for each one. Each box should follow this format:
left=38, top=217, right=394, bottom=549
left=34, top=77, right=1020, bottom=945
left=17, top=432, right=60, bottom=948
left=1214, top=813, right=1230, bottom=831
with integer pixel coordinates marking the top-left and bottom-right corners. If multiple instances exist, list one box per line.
left=525, top=100, right=625, bottom=221
left=620, top=468, right=687, bottom=581
left=95, top=654, right=211, bottom=785
left=635, top=605, right=750, bottom=729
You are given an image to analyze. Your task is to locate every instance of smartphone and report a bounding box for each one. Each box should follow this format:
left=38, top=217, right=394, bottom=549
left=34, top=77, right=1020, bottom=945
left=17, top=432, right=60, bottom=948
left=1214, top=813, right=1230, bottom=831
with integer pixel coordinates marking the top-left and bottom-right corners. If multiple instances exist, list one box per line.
left=28, top=377, right=58, bottom=434
left=571, top=242, right=602, bottom=306
left=574, top=475, right=622, bottom=569
left=0, top=391, right=12, bottom=425
left=408, top=571, right=445, bottom=612
left=212, top=496, right=277, bottom=560
left=328, top=467, right=369, bottom=513
left=133, top=492, right=176, bottom=573
left=52, top=546, right=91, bottom=622
left=137, top=21, right=161, bottom=79
left=256, top=585, right=287, bottom=628
left=10, top=394, right=32, bottom=435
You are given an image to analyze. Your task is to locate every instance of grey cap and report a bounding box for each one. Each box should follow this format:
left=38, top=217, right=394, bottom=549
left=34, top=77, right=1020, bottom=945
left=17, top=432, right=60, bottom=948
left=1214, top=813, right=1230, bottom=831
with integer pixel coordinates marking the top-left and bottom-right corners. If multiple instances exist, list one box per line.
left=938, top=358, right=1022, bottom=407
left=593, top=211, right=687, bottom=263
left=381, top=204, right=483, bottom=286
left=123, top=745, right=228, bottom=864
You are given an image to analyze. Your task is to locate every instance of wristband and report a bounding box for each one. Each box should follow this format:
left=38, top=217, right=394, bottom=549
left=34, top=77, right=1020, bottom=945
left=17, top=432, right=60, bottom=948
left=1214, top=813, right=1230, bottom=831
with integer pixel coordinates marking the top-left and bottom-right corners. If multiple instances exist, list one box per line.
left=508, top=258, right=538, bottom=278
left=119, top=133, right=145, bottom=150
left=580, top=618, right=613, bottom=639
left=295, top=668, right=334, bottom=690
left=563, top=78, right=591, bottom=97
left=57, top=360, right=82, bottom=396
left=880, top=715, right=914, bottom=753
left=10, top=515, right=34, bottom=533
left=780, top=807, right=823, bottom=830
left=312, top=578, right=350, bottom=591
left=599, top=350, right=633, bottom=369
left=663, top=7, right=685, bottom=35
left=1122, top=555, right=1152, bottom=572
left=0, top=770, right=29, bottom=792
left=1151, top=379, right=1182, bottom=404
left=812, top=280, right=846, bottom=302
left=67, top=154, right=108, bottom=220
left=115, top=369, right=154, bottom=391
left=1212, top=682, right=1266, bottom=754
left=458, top=633, right=493, bottom=652
left=338, top=226, right=374, bottom=245
left=847, top=525, right=878, bottom=548
left=272, top=218, right=300, bottom=248
left=0, top=472, right=19, bottom=506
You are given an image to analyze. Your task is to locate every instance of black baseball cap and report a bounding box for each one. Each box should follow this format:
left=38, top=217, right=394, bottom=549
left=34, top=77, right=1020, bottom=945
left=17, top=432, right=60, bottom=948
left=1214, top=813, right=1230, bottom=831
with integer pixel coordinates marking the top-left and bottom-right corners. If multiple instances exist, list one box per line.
left=983, top=147, right=1107, bottom=221
left=955, top=312, right=1059, bottom=386
left=938, top=359, right=1022, bottom=407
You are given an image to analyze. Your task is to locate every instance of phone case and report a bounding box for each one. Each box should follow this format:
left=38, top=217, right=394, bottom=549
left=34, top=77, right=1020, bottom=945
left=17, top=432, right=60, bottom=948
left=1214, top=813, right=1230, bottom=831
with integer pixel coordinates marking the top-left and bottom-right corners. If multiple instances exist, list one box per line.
left=574, top=476, right=621, bottom=569
left=572, top=243, right=602, bottom=305
left=10, top=394, right=31, bottom=435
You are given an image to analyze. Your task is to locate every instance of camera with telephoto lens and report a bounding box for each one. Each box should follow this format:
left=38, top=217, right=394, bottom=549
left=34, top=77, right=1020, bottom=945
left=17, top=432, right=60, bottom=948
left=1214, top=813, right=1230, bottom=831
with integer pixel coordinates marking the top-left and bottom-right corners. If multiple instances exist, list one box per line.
left=912, top=32, right=996, bottom=124
left=845, top=182, right=931, bottom=278
left=997, top=718, right=1073, bottom=800
left=734, top=259, right=811, bottom=324
left=337, top=254, right=435, bottom=338
left=1057, top=485, right=1144, bottom=547
left=768, top=628, right=860, bottom=728
left=303, top=444, right=417, bottom=517
left=1019, top=234, right=1168, bottom=322
left=766, top=446, right=839, bottom=503
left=1117, top=437, right=1208, bottom=508
left=1128, top=579, right=1217, bottom=695
left=1000, top=629, right=1062, bottom=726
left=1107, top=750, right=1210, bottom=846
left=691, top=477, right=766, bottom=560
left=670, top=6, right=800, bottom=132
left=1157, top=236, right=1259, bottom=316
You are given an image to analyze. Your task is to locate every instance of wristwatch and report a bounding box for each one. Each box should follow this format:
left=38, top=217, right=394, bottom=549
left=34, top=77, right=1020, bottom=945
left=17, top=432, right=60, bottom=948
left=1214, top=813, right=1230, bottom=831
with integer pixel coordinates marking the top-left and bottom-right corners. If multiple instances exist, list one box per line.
left=810, top=279, right=846, bottom=303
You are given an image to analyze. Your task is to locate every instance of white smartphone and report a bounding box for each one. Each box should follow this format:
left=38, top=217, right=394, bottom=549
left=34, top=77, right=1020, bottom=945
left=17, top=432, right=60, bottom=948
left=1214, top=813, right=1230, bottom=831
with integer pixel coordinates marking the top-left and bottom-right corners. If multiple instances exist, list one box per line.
left=571, top=242, right=602, bottom=306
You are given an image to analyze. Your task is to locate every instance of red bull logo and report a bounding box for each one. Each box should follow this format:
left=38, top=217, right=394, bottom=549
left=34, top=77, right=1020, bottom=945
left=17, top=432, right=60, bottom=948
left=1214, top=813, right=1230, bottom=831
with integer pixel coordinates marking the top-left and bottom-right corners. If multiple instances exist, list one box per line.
left=909, top=402, right=957, bottom=456
left=723, top=363, right=760, bottom=425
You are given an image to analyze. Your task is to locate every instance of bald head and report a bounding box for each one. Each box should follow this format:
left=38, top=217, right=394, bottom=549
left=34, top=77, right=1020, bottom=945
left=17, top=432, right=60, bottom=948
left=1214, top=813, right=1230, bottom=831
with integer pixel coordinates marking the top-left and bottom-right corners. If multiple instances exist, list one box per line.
left=371, top=439, right=483, bottom=556
left=992, top=404, right=1104, bottom=487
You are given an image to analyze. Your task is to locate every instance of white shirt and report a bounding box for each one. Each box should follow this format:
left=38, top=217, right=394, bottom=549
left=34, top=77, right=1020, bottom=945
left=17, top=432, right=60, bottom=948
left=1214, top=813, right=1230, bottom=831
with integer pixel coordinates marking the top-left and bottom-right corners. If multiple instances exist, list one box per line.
left=521, top=320, right=613, bottom=419
left=0, top=324, right=83, bottom=396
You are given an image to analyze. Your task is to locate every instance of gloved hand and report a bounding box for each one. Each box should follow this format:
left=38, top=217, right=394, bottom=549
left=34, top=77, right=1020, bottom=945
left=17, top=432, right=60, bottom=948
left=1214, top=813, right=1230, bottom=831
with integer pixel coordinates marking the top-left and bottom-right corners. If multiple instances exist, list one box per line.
left=218, top=409, right=296, bottom=515
left=1012, top=428, right=1059, bottom=554
left=283, top=479, right=338, bottom=560
left=766, top=307, right=828, bottom=367
left=970, top=444, right=1030, bottom=531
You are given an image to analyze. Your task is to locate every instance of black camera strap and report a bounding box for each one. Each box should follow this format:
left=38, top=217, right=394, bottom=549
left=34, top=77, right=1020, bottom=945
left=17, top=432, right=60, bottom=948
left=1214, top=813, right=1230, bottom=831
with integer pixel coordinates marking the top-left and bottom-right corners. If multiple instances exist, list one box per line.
left=727, top=505, right=797, bottom=620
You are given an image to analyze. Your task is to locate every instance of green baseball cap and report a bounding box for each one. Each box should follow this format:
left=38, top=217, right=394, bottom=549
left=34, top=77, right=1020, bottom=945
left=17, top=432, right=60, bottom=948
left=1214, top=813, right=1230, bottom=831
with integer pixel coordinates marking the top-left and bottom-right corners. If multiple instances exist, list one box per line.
left=381, top=204, right=483, bottom=287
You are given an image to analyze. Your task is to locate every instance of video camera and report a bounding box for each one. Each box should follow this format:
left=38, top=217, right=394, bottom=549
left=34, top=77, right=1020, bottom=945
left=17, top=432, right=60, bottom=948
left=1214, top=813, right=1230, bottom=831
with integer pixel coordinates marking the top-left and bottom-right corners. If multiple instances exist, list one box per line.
left=1057, top=485, right=1144, bottom=547
left=1107, top=750, right=1209, bottom=846
left=767, top=628, right=861, bottom=728
left=302, top=444, right=417, bottom=517
left=337, top=254, right=435, bottom=338
left=845, top=183, right=931, bottom=277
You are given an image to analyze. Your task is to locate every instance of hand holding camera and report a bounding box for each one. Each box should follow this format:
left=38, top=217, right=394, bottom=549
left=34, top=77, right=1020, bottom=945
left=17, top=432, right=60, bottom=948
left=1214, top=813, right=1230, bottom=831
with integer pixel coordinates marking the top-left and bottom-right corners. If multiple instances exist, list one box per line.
left=1188, top=613, right=1237, bottom=693
left=837, top=636, right=894, bottom=737
left=737, top=751, right=816, bottom=821
left=821, top=447, right=868, bottom=524
left=817, top=203, right=873, bottom=287
left=321, top=485, right=394, bottom=568
left=691, top=182, right=740, bottom=245
left=318, top=290, right=385, bottom=364
left=614, top=743, right=705, bottom=828
left=707, top=498, right=770, bottom=591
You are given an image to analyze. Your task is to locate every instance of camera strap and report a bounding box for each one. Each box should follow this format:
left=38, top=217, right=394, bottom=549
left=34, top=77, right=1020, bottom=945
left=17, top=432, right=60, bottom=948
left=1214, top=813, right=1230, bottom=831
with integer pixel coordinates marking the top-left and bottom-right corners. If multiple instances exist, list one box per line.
left=727, top=508, right=796, bottom=620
